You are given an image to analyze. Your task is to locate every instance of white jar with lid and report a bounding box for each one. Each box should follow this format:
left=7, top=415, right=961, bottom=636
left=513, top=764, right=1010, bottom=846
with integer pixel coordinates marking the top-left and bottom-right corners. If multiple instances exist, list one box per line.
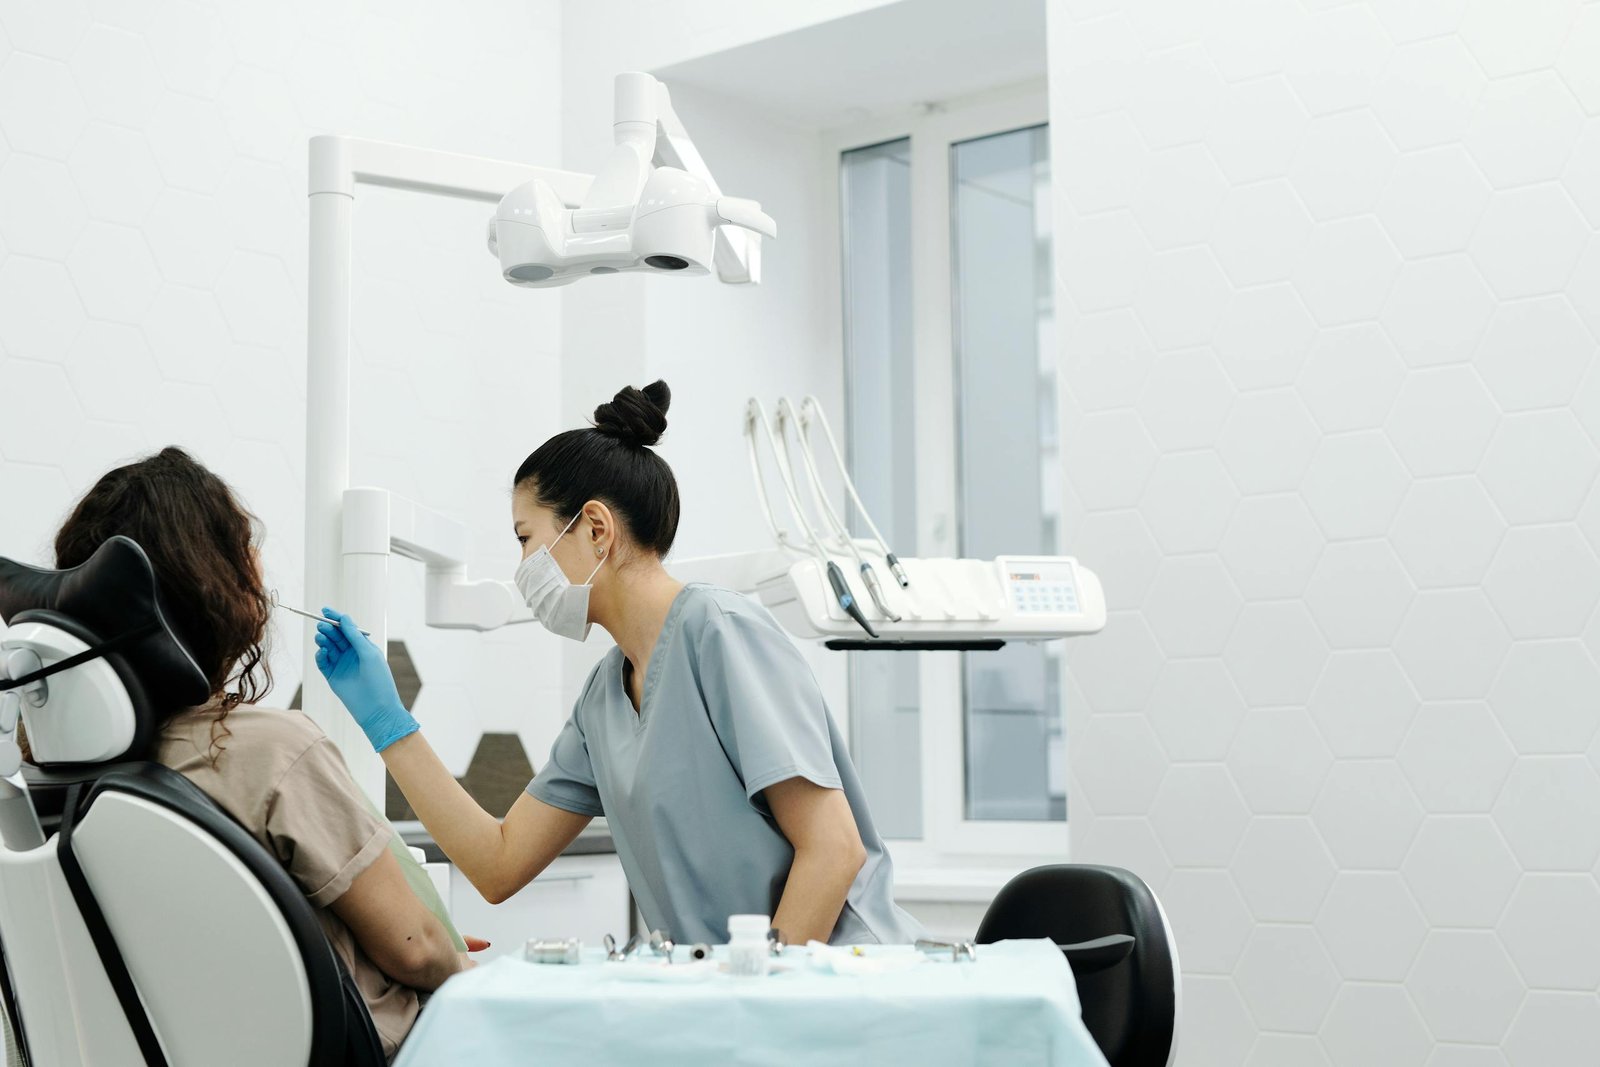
left=726, top=914, right=771, bottom=977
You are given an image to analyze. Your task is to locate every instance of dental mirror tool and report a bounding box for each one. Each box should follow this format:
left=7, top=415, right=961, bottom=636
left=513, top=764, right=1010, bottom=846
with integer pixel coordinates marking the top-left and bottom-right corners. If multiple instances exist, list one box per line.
left=270, top=591, right=371, bottom=636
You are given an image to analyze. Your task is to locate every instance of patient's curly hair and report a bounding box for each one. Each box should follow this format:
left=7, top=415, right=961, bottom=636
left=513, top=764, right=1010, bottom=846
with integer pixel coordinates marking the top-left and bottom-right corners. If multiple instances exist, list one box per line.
left=53, top=447, right=273, bottom=748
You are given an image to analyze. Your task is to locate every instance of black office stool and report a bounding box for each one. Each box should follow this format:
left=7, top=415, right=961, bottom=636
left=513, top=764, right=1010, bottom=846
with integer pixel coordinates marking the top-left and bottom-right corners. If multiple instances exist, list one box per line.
left=976, top=864, right=1179, bottom=1067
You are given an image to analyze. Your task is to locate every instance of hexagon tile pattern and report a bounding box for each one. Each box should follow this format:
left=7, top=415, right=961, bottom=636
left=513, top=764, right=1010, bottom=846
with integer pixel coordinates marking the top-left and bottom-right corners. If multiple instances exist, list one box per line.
left=1050, top=3, right=1600, bottom=1064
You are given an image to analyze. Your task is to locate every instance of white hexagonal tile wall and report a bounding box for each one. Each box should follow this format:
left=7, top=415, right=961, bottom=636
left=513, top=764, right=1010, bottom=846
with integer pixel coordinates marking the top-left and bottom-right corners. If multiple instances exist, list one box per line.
left=1145, top=658, right=1247, bottom=763
left=1389, top=476, right=1506, bottom=591
left=1459, top=0, right=1582, bottom=78
left=67, top=122, right=163, bottom=225
left=1134, top=558, right=1242, bottom=663
left=1489, top=641, right=1600, bottom=754
left=1571, top=238, right=1600, bottom=342
left=1386, top=365, right=1500, bottom=478
left=1132, top=246, right=1233, bottom=352
left=1206, top=76, right=1308, bottom=185
left=1293, top=216, right=1403, bottom=327
left=1378, top=145, right=1492, bottom=259
left=0, top=358, right=88, bottom=468
left=66, top=22, right=160, bottom=129
left=1476, top=295, right=1594, bottom=414
left=1425, top=1047, right=1510, bottom=1067
left=1313, top=760, right=1425, bottom=869
left=1061, top=307, right=1155, bottom=413
left=1317, top=871, right=1429, bottom=981
left=1065, top=509, right=1161, bottom=612
left=1320, top=982, right=1434, bottom=1067
left=214, top=251, right=296, bottom=348
left=1381, top=254, right=1499, bottom=368
left=1075, top=715, right=1169, bottom=816
left=1471, top=184, right=1589, bottom=300
left=0, top=154, right=87, bottom=259
left=1371, top=0, right=1466, bottom=44
left=0, top=256, right=85, bottom=360
left=1181, top=976, right=1260, bottom=1067
left=145, top=91, right=234, bottom=195
left=1235, top=924, right=1341, bottom=1032
left=1283, top=4, right=1393, bottom=117
left=1289, top=109, right=1397, bottom=221
left=1057, top=209, right=1150, bottom=313
left=1218, top=493, right=1326, bottom=601
left=140, top=283, right=236, bottom=388
left=0, top=0, right=89, bottom=59
left=1067, top=610, right=1165, bottom=714
left=1498, top=874, right=1600, bottom=991
left=1139, top=451, right=1239, bottom=556
left=64, top=221, right=161, bottom=324
left=1071, top=815, right=1171, bottom=888
left=1304, top=540, right=1416, bottom=650
left=1212, top=179, right=1314, bottom=289
left=1246, top=1034, right=1333, bottom=1067
left=1394, top=589, right=1511, bottom=700
left=1407, top=930, right=1527, bottom=1044
left=1216, top=389, right=1322, bottom=495
left=1125, top=44, right=1225, bottom=152
left=1160, top=868, right=1255, bottom=975
left=1228, top=707, right=1334, bottom=813
left=1493, top=756, right=1600, bottom=871
left=1130, top=143, right=1227, bottom=251
left=0, top=53, right=87, bottom=159
left=1214, top=282, right=1317, bottom=392
left=1225, top=600, right=1331, bottom=708
left=1233, top=816, right=1337, bottom=921
left=1309, top=649, right=1420, bottom=759
left=1559, top=5, right=1600, bottom=113
left=1464, top=71, right=1585, bottom=190
left=1399, top=702, right=1518, bottom=813
left=1373, top=36, right=1486, bottom=151
left=1503, top=992, right=1600, bottom=1067
left=1064, top=410, right=1159, bottom=510
left=1404, top=816, right=1524, bottom=926
left=1297, top=322, right=1404, bottom=433
left=1149, top=764, right=1251, bottom=867
left=1302, top=431, right=1410, bottom=541
left=1138, top=350, right=1237, bottom=452
left=1561, top=122, right=1600, bottom=228
left=63, top=320, right=160, bottom=422
left=1479, top=410, right=1599, bottom=525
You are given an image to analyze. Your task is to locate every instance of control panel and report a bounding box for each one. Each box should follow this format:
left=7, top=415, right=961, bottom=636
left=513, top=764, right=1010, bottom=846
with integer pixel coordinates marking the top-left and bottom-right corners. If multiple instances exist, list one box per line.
left=998, top=557, right=1082, bottom=616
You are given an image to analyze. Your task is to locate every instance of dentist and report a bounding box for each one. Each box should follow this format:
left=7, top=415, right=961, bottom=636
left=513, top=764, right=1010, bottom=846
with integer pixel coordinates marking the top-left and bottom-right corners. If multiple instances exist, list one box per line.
left=315, top=381, right=922, bottom=946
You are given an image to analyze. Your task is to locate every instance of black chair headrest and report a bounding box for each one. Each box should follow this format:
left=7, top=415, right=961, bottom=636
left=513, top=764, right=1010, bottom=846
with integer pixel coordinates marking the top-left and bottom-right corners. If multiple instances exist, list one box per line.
left=0, top=536, right=211, bottom=712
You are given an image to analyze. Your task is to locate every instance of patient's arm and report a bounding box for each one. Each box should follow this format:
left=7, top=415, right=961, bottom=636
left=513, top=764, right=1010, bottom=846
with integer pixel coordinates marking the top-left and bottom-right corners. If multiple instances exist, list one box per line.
left=331, top=847, right=465, bottom=992
left=382, top=732, right=591, bottom=905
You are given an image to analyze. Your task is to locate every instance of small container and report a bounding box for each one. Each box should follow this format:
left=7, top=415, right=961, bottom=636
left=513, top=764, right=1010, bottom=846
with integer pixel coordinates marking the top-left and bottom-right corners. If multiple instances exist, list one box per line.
left=524, top=937, right=582, bottom=964
left=726, top=914, right=771, bottom=977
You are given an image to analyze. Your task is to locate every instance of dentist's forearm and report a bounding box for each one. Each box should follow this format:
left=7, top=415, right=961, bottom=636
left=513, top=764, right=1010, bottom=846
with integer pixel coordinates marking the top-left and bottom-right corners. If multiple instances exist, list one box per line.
left=379, top=731, right=512, bottom=894
left=772, top=844, right=866, bottom=945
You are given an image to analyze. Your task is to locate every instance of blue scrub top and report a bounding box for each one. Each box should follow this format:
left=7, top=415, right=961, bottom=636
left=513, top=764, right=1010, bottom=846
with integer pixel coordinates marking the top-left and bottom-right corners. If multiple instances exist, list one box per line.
left=527, top=583, right=925, bottom=946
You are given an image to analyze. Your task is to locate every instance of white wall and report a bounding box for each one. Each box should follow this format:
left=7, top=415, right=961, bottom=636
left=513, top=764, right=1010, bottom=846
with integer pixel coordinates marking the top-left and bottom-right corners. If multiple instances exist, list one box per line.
left=1050, top=3, right=1600, bottom=1064
left=0, top=0, right=565, bottom=775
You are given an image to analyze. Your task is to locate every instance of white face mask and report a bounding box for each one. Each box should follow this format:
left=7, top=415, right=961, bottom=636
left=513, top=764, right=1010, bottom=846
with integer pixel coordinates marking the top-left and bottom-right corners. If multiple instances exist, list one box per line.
left=514, top=511, right=607, bottom=642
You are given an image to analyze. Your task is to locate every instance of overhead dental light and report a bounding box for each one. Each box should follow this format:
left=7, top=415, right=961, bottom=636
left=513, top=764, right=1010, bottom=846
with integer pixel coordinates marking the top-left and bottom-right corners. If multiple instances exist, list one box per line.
left=487, top=72, right=777, bottom=287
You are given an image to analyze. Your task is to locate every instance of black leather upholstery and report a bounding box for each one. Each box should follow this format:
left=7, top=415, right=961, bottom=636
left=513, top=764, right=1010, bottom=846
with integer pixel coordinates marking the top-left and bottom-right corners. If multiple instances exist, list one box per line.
left=0, top=536, right=210, bottom=714
left=58, top=764, right=386, bottom=1067
left=977, top=864, right=1177, bottom=1067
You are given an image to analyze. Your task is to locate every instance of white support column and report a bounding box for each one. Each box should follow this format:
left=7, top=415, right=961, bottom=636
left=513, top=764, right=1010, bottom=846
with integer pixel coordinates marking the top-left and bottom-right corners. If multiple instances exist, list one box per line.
left=303, top=136, right=375, bottom=796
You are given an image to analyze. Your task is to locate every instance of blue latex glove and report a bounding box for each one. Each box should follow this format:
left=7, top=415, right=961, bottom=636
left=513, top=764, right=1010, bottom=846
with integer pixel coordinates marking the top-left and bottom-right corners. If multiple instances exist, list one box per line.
left=313, top=607, right=419, bottom=752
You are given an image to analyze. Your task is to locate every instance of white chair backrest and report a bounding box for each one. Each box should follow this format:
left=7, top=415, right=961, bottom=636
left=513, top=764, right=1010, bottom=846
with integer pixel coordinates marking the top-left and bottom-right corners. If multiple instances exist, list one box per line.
left=71, top=791, right=315, bottom=1067
left=3, top=621, right=137, bottom=764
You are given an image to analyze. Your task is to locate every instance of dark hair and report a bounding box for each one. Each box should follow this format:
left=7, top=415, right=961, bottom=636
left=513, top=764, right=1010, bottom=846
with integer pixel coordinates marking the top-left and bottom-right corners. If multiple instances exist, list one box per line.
left=54, top=447, right=273, bottom=729
left=513, top=381, right=681, bottom=557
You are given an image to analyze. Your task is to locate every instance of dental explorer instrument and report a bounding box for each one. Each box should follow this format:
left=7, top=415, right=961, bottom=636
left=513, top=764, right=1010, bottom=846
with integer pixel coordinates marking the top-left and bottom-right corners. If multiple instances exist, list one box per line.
left=270, top=591, right=372, bottom=636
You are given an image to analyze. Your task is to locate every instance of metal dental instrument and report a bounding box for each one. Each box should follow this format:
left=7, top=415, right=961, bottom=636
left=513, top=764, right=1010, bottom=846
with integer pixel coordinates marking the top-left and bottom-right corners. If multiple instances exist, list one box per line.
left=648, top=929, right=675, bottom=963
left=688, top=943, right=712, bottom=961
left=915, top=938, right=978, bottom=962
left=604, top=934, right=623, bottom=961
left=799, top=396, right=910, bottom=589
left=619, top=934, right=646, bottom=960
left=778, top=398, right=900, bottom=622
left=270, top=590, right=372, bottom=636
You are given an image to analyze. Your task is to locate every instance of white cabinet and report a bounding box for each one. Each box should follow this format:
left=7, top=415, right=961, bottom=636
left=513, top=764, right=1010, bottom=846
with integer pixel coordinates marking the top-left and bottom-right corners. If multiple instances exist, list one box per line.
left=447, top=853, right=631, bottom=964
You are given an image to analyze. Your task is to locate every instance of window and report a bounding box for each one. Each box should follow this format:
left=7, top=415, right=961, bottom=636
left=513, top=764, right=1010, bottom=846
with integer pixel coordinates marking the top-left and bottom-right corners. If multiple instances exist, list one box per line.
left=832, top=88, right=1061, bottom=866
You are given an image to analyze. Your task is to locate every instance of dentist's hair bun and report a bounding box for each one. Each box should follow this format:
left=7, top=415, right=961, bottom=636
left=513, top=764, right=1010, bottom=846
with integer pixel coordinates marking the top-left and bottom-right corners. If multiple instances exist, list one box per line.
left=593, top=380, right=671, bottom=448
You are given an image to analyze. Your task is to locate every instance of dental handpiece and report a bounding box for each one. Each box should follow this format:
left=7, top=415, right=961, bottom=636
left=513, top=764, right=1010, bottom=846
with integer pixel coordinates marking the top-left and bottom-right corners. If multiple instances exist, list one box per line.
left=826, top=560, right=879, bottom=639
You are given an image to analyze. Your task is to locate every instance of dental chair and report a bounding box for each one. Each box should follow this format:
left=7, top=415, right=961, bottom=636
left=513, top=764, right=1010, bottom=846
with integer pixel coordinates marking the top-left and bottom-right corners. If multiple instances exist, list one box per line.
left=0, top=536, right=386, bottom=1067
left=977, top=864, right=1179, bottom=1067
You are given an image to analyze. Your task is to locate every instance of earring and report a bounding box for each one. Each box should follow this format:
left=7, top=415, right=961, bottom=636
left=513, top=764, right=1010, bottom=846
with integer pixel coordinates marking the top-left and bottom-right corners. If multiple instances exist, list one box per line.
left=596, top=546, right=604, bottom=557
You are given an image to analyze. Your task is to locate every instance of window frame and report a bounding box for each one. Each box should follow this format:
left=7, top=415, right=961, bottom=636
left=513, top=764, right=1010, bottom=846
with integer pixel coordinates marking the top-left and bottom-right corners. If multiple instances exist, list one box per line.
left=821, top=83, right=1064, bottom=877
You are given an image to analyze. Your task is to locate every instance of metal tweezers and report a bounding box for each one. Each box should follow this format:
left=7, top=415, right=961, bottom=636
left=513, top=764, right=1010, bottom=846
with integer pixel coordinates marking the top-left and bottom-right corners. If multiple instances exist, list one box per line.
left=915, top=938, right=978, bottom=962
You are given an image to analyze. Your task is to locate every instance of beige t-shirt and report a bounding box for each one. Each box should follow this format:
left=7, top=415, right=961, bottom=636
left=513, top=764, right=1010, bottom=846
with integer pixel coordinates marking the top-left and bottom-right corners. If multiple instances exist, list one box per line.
left=151, top=705, right=421, bottom=1061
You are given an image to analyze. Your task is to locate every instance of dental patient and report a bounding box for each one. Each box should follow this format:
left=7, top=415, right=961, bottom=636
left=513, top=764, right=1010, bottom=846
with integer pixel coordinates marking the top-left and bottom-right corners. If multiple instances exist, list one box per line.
left=51, top=447, right=468, bottom=1061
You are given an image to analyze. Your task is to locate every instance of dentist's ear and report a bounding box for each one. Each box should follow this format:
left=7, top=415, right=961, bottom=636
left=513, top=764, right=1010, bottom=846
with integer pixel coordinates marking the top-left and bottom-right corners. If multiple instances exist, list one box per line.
left=581, top=499, right=616, bottom=559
